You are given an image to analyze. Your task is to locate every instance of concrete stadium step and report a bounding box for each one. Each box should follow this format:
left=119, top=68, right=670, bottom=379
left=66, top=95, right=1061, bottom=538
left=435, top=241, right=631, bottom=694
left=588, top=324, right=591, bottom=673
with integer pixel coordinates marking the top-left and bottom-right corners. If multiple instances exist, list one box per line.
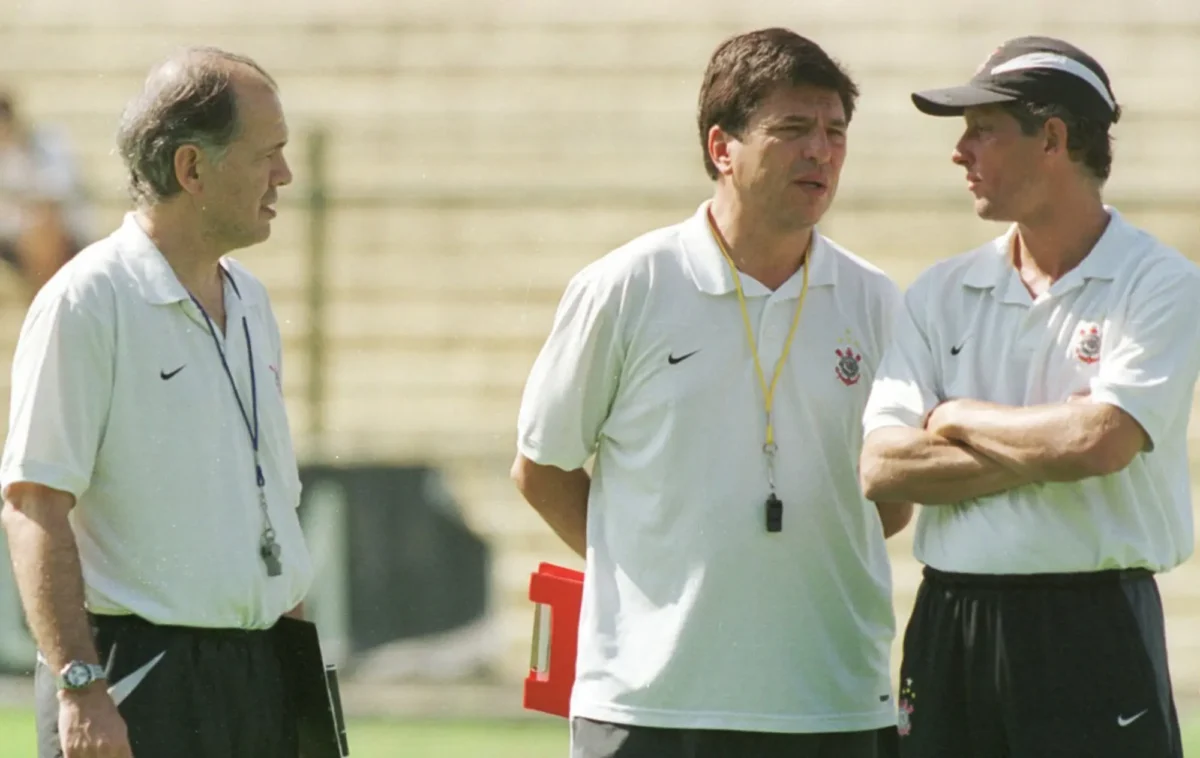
left=318, top=205, right=677, bottom=268
left=5, top=19, right=1200, bottom=81
left=317, top=391, right=519, bottom=455
left=322, top=343, right=536, bottom=394
left=324, top=296, right=556, bottom=343
left=9, top=0, right=1200, bottom=27
left=3, top=35, right=1197, bottom=126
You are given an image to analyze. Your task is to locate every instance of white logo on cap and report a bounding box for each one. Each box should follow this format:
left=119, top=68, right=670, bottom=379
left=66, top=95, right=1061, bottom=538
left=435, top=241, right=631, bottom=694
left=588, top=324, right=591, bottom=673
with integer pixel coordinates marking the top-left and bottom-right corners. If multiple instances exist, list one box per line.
left=974, top=46, right=1004, bottom=76
left=990, top=52, right=1115, bottom=110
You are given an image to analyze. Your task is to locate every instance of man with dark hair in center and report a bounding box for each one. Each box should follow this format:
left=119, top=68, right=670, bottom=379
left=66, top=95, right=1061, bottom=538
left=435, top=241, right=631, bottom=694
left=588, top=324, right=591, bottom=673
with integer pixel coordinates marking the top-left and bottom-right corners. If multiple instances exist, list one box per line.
left=514, top=27, right=910, bottom=758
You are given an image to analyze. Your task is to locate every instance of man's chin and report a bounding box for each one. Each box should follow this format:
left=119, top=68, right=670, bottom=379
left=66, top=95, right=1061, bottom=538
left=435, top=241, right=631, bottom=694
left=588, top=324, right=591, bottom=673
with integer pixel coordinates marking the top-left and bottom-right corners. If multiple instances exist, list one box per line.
left=222, top=226, right=272, bottom=254
left=974, top=198, right=1010, bottom=222
left=247, top=223, right=273, bottom=245
left=786, top=198, right=833, bottom=229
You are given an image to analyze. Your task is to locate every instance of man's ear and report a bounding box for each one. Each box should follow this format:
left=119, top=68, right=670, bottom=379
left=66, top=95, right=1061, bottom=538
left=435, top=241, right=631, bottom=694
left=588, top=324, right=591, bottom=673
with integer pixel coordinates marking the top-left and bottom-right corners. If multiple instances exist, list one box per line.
left=173, top=144, right=205, bottom=195
left=708, top=124, right=736, bottom=177
left=1044, top=117, right=1069, bottom=156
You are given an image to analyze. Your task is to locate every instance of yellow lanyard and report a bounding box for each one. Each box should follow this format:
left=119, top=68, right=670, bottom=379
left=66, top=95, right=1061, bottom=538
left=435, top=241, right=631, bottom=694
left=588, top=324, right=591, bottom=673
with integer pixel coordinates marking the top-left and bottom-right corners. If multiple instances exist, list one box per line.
left=706, top=211, right=810, bottom=494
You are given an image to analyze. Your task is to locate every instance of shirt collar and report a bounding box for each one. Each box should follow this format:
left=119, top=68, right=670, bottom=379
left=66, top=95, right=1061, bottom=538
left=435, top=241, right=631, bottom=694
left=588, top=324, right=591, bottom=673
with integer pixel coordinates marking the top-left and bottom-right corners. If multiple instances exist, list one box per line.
left=678, top=201, right=837, bottom=298
left=962, top=206, right=1135, bottom=300
left=1064, top=206, right=1136, bottom=284
left=114, top=212, right=251, bottom=308
left=115, top=213, right=190, bottom=305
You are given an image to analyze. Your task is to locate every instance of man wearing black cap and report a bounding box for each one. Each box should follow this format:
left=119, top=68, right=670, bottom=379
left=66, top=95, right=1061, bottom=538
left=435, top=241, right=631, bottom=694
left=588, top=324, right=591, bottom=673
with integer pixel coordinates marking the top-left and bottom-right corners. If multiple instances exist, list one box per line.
left=859, top=37, right=1197, bottom=757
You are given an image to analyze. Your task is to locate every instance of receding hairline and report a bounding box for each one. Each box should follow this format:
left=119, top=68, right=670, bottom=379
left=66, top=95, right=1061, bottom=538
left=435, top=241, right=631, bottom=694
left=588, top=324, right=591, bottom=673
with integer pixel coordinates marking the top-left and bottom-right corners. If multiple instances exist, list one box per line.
left=144, top=46, right=277, bottom=92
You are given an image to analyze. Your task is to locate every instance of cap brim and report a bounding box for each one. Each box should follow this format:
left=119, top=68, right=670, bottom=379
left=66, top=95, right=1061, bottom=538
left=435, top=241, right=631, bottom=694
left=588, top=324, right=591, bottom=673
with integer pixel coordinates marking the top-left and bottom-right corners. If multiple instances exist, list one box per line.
left=911, top=85, right=1019, bottom=116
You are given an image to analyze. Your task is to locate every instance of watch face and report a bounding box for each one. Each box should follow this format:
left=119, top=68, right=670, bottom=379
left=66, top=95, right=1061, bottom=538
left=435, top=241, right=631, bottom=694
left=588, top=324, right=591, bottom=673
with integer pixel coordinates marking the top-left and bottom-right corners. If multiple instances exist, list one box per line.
left=64, top=664, right=90, bottom=688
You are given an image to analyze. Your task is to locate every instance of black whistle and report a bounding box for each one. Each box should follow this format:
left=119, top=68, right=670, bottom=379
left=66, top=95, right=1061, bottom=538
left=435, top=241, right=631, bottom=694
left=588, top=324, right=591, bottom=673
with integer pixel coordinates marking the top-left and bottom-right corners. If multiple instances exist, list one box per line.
left=261, top=538, right=283, bottom=577
left=766, top=494, right=783, bottom=533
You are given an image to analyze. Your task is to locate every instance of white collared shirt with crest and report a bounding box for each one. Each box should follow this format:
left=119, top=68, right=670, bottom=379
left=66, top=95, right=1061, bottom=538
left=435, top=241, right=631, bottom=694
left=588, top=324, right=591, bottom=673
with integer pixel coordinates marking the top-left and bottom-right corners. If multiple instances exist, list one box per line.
left=517, top=202, right=904, bottom=732
left=864, top=207, right=1200, bottom=574
left=0, top=213, right=313, bottom=629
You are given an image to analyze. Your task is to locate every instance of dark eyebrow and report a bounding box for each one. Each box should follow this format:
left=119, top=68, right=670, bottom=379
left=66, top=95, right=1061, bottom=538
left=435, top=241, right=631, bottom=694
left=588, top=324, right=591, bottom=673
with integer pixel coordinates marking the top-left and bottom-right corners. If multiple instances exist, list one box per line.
left=774, top=115, right=848, bottom=130
left=774, top=115, right=814, bottom=128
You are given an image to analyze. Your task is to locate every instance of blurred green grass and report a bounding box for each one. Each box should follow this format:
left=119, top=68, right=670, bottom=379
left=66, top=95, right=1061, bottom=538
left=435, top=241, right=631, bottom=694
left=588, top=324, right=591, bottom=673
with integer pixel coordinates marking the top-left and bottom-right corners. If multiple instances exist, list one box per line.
left=0, top=709, right=570, bottom=758
left=2, top=708, right=1197, bottom=757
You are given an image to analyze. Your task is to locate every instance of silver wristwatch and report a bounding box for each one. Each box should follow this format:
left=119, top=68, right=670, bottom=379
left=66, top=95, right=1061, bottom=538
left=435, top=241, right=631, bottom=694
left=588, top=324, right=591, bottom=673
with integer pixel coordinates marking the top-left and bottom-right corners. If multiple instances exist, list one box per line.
left=56, top=661, right=107, bottom=691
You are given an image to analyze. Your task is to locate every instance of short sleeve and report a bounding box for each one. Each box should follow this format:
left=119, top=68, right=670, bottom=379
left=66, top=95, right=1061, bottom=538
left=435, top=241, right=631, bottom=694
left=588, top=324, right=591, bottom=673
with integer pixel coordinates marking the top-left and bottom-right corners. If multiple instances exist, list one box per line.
left=516, top=269, right=624, bottom=471
left=1088, top=267, right=1200, bottom=450
left=862, top=284, right=942, bottom=437
left=875, top=276, right=904, bottom=352
left=0, top=284, right=114, bottom=499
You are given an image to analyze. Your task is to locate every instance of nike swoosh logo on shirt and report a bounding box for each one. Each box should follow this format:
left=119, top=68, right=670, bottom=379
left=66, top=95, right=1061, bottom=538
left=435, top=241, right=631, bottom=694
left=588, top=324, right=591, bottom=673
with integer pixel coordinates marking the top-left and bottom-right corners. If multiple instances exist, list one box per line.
left=108, top=651, right=167, bottom=706
left=668, top=350, right=699, bottom=365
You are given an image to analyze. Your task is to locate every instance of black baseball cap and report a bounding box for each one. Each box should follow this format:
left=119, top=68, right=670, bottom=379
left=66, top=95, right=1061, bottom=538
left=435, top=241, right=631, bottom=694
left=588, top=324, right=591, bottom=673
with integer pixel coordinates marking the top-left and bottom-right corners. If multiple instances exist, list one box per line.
left=912, top=36, right=1118, bottom=123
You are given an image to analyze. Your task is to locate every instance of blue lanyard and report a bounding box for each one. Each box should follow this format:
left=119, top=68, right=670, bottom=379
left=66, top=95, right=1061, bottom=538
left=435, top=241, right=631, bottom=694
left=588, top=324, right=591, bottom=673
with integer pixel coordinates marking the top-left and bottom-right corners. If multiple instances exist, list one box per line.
left=188, top=268, right=263, bottom=488
left=186, top=267, right=283, bottom=577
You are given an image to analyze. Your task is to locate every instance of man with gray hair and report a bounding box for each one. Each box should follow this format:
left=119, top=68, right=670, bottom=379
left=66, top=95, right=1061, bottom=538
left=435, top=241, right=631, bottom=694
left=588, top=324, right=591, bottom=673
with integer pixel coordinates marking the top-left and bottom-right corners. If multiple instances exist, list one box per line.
left=0, top=47, right=311, bottom=758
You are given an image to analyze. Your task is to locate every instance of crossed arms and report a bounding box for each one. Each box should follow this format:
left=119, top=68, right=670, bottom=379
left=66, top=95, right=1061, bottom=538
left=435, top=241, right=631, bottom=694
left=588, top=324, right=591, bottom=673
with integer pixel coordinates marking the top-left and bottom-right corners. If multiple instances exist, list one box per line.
left=859, top=395, right=1149, bottom=506
left=856, top=262, right=1200, bottom=505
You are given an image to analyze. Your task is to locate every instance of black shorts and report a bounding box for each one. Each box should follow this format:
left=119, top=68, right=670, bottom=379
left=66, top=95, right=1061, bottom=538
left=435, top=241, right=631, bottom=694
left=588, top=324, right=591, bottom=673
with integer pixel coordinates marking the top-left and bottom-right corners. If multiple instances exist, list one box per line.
left=897, top=567, right=1182, bottom=758
left=35, top=614, right=297, bottom=758
left=571, top=717, right=899, bottom=758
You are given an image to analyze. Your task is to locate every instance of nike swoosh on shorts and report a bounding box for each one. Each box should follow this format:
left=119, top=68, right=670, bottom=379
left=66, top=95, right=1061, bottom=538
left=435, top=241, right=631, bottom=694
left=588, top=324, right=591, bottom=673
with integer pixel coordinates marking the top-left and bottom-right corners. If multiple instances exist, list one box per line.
left=108, top=651, right=167, bottom=706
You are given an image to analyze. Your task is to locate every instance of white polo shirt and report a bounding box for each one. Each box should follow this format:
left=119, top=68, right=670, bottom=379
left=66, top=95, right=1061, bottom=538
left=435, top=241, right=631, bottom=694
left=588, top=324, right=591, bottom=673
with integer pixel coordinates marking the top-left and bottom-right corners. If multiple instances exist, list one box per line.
left=517, top=202, right=902, bottom=733
left=863, top=208, right=1200, bottom=575
left=1, top=213, right=313, bottom=629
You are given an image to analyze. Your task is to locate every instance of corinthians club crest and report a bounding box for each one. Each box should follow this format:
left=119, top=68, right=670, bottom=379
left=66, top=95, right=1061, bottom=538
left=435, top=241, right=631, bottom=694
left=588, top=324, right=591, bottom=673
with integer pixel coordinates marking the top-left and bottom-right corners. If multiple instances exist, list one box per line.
left=835, top=329, right=863, bottom=386
left=1075, top=323, right=1102, bottom=365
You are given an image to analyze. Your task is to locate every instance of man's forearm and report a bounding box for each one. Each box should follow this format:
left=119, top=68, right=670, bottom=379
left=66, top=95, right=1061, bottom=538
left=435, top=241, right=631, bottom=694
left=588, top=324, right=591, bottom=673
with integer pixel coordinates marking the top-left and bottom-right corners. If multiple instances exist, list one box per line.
left=511, top=456, right=590, bottom=558
left=860, top=426, right=1034, bottom=505
left=876, top=502, right=914, bottom=538
left=0, top=487, right=99, bottom=674
left=930, top=398, right=1142, bottom=482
